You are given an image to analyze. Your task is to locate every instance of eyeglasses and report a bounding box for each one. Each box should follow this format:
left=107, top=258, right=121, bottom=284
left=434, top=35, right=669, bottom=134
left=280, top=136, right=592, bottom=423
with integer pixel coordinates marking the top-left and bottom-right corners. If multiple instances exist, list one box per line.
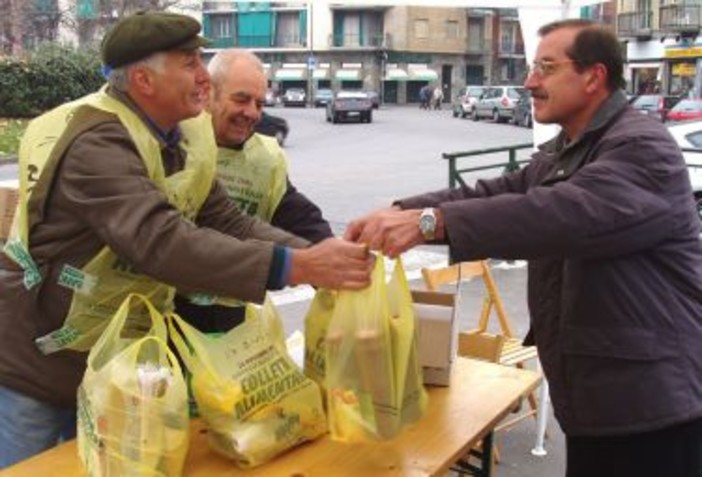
left=527, top=60, right=577, bottom=77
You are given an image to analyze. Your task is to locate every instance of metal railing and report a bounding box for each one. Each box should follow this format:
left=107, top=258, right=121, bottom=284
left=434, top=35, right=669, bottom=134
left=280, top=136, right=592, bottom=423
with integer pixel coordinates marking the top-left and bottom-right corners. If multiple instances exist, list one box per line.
left=660, top=2, right=702, bottom=33
left=443, top=143, right=534, bottom=189
left=617, top=10, right=653, bottom=37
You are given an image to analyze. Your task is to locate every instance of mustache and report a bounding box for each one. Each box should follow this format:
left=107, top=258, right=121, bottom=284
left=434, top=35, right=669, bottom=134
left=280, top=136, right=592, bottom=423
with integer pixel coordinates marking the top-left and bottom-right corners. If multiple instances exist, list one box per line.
left=531, top=90, right=548, bottom=99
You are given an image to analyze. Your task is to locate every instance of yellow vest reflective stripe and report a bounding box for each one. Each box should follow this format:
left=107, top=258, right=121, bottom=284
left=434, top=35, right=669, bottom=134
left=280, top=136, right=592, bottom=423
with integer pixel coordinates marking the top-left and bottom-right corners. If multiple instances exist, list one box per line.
left=4, top=88, right=216, bottom=353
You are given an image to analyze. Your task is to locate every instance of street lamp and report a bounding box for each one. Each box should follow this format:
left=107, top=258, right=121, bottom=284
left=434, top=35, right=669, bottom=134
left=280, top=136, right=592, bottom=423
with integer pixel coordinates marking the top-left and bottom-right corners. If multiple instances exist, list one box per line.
left=307, top=2, right=314, bottom=107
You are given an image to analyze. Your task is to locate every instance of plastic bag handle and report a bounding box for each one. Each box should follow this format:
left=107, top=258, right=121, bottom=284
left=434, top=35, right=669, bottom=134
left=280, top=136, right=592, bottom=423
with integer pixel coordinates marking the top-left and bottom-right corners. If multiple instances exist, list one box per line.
left=128, top=334, right=185, bottom=387
left=166, top=312, right=218, bottom=376
left=90, top=293, right=168, bottom=363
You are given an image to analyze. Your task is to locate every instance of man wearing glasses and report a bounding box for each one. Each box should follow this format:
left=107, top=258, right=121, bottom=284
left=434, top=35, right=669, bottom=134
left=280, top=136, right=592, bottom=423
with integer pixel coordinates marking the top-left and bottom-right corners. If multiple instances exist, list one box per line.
left=345, top=19, right=702, bottom=477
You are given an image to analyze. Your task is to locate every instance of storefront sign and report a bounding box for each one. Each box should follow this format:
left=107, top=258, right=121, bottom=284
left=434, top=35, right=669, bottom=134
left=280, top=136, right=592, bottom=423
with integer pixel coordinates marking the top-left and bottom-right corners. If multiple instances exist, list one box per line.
left=665, top=47, right=702, bottom=59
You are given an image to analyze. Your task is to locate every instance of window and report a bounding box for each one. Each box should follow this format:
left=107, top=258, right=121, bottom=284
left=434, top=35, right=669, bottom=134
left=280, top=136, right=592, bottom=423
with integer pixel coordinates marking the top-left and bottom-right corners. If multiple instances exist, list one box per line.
left=500, top=23, right=517, bottom=54
left=343, top=14, right=361, bottom=46
left=446, top=20, right=459, bottom=39
left=276, top=12, right=301, bottom=46
left=414, top=19, right=429, bottom=39
left=685, top=131, right=702, bottom=148
left=210, top=14, right=231, bottom=39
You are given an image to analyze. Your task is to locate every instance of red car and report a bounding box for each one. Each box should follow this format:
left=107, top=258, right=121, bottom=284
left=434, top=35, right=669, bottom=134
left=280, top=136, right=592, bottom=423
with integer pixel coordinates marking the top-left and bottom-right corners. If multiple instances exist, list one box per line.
left=666, top=99, right=702, bottom=122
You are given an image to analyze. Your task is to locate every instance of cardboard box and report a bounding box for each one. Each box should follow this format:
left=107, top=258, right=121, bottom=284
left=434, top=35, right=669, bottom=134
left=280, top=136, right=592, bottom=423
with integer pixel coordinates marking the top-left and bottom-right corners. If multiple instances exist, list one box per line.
left=0, top=184, right=19, bottom=241
left=412, top=290, right=458, bottom=386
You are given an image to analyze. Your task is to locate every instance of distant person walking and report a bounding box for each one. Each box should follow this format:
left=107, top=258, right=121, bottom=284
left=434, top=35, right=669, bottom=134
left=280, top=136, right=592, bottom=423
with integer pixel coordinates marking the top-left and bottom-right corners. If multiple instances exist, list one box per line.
left=419, top=84, right=431, bottom=110
left=432, top=86, right=444, bottom=110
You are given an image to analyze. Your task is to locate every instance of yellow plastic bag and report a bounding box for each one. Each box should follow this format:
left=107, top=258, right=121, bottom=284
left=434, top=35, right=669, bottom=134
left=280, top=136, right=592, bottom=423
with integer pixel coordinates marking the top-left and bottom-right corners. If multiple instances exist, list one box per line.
left=303, top=288, right=337, bottom=393
left=168, top=295, right=327, bottom=468
left=325, top=256, right=428, bottom=443
left=77, top=293, right=189, bottom=477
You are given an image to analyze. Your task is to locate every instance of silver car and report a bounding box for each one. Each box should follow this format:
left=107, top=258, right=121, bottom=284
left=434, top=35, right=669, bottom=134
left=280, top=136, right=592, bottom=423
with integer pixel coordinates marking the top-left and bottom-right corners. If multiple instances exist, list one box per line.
left=472, top=85, right=526, bottom=123
left=282, top=88, right=306, bottom=108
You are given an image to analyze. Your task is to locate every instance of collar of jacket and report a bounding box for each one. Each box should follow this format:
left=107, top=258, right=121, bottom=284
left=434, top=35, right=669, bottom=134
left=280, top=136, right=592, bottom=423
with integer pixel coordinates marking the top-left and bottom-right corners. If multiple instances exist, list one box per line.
left=106, top=87, right=182, bottom=149
left=536, top=90, right=628, bottom=184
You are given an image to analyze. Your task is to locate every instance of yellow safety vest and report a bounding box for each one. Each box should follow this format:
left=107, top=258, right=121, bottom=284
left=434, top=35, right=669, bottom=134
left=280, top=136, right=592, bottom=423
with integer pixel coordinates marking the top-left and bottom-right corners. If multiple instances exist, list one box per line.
left=185, top=133, right=287, bottom=308
left=216, top=133, right=287, bottom=222
left=3, top=87, right=216, bottom=353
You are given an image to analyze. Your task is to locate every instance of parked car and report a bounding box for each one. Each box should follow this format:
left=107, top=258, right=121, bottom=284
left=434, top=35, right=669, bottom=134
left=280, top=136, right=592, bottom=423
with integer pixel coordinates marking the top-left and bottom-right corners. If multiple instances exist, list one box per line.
left=472, top=85, right=526, bottom=123
left=282, top=87, right=306, bottom=107
left=512, top=91, right=532, bottom=128
left=313, top=88, right=334, bottom=108
left=630, top=94, right=681, bottom=122
left=666, top=98, right=702, bottom=122
left=326, top=91, right=373, bottom=124
left=666, top=120, right=702, bottom=222
left=451, top=86, right=486, bottom=119
left=364, top=90, right=380, bottom=109
left=264, top=89, right=277, bottom=107
left=254, top=111, right=289, bottom=146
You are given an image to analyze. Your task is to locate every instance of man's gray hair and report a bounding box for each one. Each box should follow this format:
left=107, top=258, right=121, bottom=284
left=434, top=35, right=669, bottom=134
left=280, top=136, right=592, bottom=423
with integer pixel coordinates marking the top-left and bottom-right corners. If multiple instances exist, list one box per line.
left=207, top=49, right=264, bottom=98
left=108, top=52, right=167, bottom=92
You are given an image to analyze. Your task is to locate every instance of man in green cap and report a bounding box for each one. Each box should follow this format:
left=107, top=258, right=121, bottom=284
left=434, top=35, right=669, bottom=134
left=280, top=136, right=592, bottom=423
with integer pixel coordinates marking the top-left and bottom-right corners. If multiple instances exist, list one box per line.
left=0, top=11, right=373, bottom=468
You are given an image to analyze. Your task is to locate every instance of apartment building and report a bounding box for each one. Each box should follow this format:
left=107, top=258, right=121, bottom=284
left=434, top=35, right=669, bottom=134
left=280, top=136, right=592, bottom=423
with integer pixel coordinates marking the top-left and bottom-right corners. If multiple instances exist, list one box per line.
left=618, top=0, right=702, bottom=97
left=201, top=2, right=526, bottom=105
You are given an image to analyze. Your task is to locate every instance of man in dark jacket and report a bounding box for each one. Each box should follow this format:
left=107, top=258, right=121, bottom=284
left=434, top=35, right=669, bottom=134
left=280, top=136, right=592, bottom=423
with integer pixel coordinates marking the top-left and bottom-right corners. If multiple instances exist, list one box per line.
left=345, top=19, right=702, bottom=477
left=174, top=49, right=334, bottom=332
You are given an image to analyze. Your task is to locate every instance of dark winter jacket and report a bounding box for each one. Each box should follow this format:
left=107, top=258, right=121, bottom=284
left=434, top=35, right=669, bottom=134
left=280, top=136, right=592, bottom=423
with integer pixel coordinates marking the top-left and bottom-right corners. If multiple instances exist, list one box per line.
left=398, top=91, right=702, bottom=436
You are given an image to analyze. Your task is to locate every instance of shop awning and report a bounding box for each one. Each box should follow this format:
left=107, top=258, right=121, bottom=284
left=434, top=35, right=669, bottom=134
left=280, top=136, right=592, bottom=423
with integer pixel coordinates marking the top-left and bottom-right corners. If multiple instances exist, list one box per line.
left=628, top=62, right=660, bottom=69
left=274, top=69, right=306, bottom=81
left=335, top=69, right=361, bottom=80
left=385, top=68, right=408, bottom=81
left=408, top=68, right=439, bottom=81
left=313, top=68, right=330, bottom=80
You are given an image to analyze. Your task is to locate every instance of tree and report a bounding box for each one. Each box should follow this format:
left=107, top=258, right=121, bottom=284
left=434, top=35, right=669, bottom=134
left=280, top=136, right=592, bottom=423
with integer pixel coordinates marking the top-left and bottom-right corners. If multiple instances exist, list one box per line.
left=0, top=0, right=200, bottom=54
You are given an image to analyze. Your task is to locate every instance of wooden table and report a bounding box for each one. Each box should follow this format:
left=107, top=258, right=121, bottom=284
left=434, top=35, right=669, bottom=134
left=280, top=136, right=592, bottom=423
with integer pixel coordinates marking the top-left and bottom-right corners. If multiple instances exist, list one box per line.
left=0, top=357, right=540, bottom=477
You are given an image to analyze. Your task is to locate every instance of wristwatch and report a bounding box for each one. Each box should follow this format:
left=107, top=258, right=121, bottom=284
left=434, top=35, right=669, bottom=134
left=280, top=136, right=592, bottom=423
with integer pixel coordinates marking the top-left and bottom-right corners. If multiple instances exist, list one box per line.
left=419, top=208, right=437, bottom=241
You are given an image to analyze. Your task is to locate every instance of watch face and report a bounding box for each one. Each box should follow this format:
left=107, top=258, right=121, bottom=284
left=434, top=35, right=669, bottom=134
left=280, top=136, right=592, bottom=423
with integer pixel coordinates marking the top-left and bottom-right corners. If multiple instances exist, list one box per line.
left=420, top=215, right=433, bottom=232
left=419, top=209, right=436, bottom=237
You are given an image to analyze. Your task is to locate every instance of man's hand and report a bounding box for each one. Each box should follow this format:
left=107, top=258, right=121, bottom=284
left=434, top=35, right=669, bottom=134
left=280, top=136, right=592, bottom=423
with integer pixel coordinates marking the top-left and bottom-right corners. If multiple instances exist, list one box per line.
left=344, top=207, right=427, bottom=258
left=289, top=237, right=375, bottom=290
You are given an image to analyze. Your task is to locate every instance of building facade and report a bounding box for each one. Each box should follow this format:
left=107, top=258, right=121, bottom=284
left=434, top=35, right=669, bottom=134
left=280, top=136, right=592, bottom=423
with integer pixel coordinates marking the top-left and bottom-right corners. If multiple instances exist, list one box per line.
left=618, top=0, right=702, bottom=97
left=201, top=2, right=527, bottom=105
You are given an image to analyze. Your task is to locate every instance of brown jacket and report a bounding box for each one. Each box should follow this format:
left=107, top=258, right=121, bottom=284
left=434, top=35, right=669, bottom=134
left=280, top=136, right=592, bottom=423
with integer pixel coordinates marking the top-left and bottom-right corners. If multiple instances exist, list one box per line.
left=0, top=104, right=307, bottom=406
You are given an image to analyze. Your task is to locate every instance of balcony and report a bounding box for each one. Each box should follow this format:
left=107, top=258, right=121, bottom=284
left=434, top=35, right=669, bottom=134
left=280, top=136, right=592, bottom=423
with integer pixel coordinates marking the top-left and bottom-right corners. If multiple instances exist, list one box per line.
left=272, top=33, right=307, bottom=48
left=660, top=2, right=702, bottom=37
left=203, top=1, right=235, bottom=12
left=329, top=33, right=391, bottom=49
left=617, top=11, right=653, bottom=39
left=498, top=42, right=524, bottom=57
left=466, top=38, right=488, bottom=54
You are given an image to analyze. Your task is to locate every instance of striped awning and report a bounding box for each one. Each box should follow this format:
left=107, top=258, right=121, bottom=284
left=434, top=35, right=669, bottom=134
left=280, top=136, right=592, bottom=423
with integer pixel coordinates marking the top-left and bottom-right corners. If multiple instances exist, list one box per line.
left=385, top=68, right=408, bottom=81
left=275, top=69, right=306, bottom=80
left=335, top=69, right=361, bottom=80
left=408, top=68, right=439, bottom=81
left=313, top=68, right=330, bottom=79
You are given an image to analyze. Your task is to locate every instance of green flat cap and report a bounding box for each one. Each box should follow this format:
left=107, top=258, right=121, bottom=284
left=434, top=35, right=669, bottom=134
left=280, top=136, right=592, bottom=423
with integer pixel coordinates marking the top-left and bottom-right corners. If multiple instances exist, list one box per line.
left=101, top=11, right=210, bottom=68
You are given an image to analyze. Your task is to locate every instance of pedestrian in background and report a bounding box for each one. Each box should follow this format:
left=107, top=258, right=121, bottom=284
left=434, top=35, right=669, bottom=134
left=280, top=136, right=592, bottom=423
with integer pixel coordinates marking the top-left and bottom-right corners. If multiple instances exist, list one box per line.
left=432, top=85, right=444, bottom=110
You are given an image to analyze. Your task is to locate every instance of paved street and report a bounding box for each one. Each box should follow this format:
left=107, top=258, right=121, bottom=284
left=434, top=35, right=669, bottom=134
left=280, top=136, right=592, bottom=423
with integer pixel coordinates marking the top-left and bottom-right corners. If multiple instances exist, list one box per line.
left=0, top=106, right=565, bottom=476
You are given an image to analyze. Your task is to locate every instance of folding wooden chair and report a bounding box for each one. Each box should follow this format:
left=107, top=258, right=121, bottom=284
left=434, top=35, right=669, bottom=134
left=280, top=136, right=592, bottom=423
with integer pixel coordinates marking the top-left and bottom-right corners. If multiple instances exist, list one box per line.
left=421, top=260, right=541, bottom=443
left=451, top=330, right=506, bottom=476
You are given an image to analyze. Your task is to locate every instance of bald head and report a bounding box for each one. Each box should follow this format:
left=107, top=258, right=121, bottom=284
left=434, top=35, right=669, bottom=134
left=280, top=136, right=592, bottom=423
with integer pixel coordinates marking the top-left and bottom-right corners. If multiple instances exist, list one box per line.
left=208, top=49, right=265, bottom=99
left=207, top=48, right=268, bottom=147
